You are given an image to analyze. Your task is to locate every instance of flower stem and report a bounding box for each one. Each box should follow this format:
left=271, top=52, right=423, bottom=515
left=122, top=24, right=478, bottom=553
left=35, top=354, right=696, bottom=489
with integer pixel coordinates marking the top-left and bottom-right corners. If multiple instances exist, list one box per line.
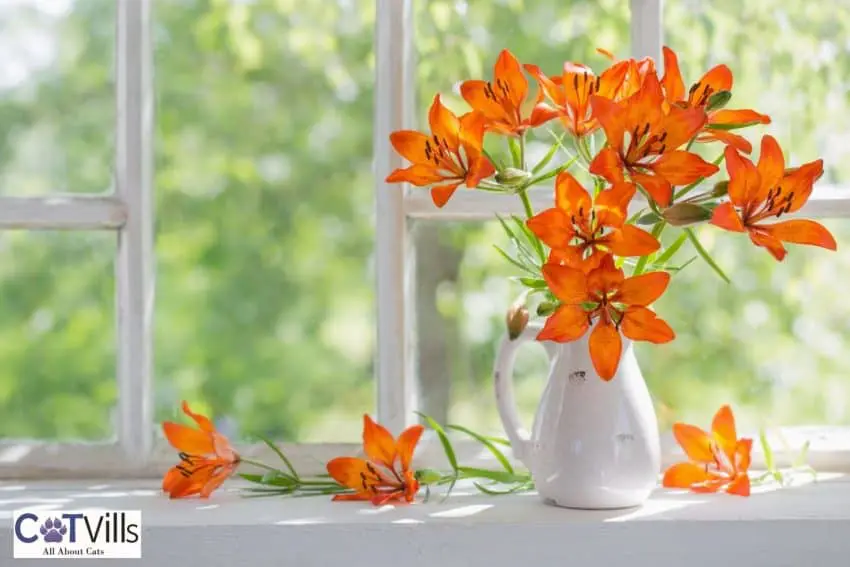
left=240, top=458, right=280, bottom=473
left=517, top=187, right=535, bottom=220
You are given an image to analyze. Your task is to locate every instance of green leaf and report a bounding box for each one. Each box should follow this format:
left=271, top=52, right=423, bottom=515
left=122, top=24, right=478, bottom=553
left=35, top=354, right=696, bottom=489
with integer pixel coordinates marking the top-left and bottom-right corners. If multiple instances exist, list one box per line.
left=256, top=434, right=299, bottom=480
left=684, top=228, right=730, bottom=283
left=654, top=232, right=688, bottom=266
left=473, top=481, right=533, bottom=495
left=706, top=90, right=732, bottom=111
left=527, top=155, right=579, bottom=185
left=239, top=472, right=296, bottom=487
left=511, top=215, right=546, bottom=264
left=706, top=120, right=763, bottom=131
left=494, top=245, right=536, bottom=275
left=792, top=440, right=811, bottom=469
left=668, top=256, right=697, bottom=273
left=447, top=423, right=514, bottom=474
left=457, top=466, right=531, bottom=484
left=416, top=412, right=458, bottom=472
left=531, top=137, right=562, bottom=174
left=518, top=277, right=547, bottom=289
left=759, top=428, right=775, bottom=473
left=637, top=213, right=661, bottom=226
left=441, top=475, right=459, bottom=503
left=508, top=137, right=522, bottom=168
left=484, top=436, right=512, bottom=446
left=632, top=221, right=667, bottom=276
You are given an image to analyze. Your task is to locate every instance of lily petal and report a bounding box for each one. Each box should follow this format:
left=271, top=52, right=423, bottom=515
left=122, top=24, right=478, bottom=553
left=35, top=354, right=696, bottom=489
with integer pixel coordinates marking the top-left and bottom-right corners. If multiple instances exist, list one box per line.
left=363, top=415, right=397, bottom=469
left=672, top=423, right=714, bottom=463
left=537, top=304, right=591, bottom=343
left=756, top=135, right=785, bottom=202
left=554, top=170, right=591, bottom=214
left=396, top=424, right=425, bottom=472
left=662, top=461, right=712, bottom=489
left=162, top=422, right=215, bottom=455
left=589, top=318, right=622, bottom=381
left=726, top=474, right=751, bottom=497
left=606, top=224, right=661, bottom=258
left=527, top=209, right=574, bottom=251
left=711, top=108, right=771, bottom=126
left=430, top=182, right=462, bottom=208
left=617, top=272, right=671, bottom=306
left=541, top=263, right=588, bottom=304
left=621, top=306, right=675, bottom=344
left=758, top=219, right=837, bottom=252
left=649, top=150, right=719, bottom=186
left=710, top=202, right=746, bottom=233
left=660, top=46, right=685, bottom=103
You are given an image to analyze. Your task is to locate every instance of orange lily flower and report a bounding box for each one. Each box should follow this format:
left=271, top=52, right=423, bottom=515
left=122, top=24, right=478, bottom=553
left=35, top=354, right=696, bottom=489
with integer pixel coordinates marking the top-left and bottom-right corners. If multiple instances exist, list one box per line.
left=661, top=46, right=770, bottom=153
left=710, top=136, right=836, bottom=261
left=527, top=171, right=659, bottom=272
left=386, top=95, right=495, bottom=208
left=327, top=415, right=424, bottom=506
left=523, top=58, right=630, bottom=137
left=161, top=401, right=240, bottom=499
left=539, top=256, right=674, bottom=380
left=662, top=405, right=752, bottom=496
left=594, top=48, right=657, bottom=100
left=589, top=72, right=719, bottom=206
left=460, top=49, right=559, bottom=136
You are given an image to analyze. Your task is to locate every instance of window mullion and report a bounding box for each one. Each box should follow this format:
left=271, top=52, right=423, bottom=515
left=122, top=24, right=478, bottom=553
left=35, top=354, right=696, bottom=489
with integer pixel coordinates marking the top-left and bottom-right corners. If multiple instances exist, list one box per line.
left=630, top=0, right=663, bottom=62
left=115, top=0, right=154, bottom=464
left=374, top=0, right=417, bottom=434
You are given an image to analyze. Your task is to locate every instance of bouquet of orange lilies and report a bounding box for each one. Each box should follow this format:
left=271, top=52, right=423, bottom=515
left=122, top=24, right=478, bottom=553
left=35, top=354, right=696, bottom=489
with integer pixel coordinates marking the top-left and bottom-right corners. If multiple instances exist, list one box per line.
left=386, top=47, right=836, bottom=380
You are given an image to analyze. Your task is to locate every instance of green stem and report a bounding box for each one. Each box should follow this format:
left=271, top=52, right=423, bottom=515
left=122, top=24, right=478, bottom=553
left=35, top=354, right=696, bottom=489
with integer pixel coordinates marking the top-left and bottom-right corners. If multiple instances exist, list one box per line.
left=519, top=134, right=526, bottom=170
left=684, top=227, right=730, bottom=283
left=240, top=458, right=281, bottom=473
left=518, top=187, right=535, bottom=220
left=632, top=221, right=667, bottom=276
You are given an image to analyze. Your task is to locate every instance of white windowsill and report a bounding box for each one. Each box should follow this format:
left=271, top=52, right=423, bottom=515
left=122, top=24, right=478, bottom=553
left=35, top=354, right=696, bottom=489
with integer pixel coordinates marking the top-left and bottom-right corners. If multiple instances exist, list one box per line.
left=1, top=475, right=848, bottom=566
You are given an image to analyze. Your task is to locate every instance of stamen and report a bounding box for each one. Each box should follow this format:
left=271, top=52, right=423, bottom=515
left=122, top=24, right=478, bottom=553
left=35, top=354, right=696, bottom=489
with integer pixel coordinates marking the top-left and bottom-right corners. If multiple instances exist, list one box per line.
left=573, top=74, right=579, bottom=90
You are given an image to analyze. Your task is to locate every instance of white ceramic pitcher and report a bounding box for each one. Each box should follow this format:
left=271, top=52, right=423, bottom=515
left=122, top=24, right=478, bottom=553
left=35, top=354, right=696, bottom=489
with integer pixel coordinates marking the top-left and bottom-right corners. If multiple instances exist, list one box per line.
left=494, top=322, right=660, bottom=509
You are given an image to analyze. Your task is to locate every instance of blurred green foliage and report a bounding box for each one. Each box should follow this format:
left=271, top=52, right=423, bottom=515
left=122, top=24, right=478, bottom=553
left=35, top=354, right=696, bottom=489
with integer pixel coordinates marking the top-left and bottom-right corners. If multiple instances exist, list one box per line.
left=0, top=0, right=847, bottom=442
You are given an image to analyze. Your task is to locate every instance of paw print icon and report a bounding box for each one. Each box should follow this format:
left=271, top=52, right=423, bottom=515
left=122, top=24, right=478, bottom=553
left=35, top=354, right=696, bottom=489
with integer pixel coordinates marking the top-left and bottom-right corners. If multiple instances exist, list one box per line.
left=40, top=518, right=67, bottom=543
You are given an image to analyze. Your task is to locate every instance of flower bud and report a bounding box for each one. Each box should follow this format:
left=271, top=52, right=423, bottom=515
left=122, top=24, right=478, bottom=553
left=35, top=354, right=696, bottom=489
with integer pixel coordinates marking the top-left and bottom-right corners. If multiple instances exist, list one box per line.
left=711, top=180, right=729, bottom=198
left=495, top=167, right=532, bottom=187
left=506, top=298, right=530, bottom=340
left=415, top=468, right=443, bottom=485
left=536, top=301, right=557, bottom=317
left=706, top=90, right=732, bottom=111
left=662, top=203, right=712, bottom=226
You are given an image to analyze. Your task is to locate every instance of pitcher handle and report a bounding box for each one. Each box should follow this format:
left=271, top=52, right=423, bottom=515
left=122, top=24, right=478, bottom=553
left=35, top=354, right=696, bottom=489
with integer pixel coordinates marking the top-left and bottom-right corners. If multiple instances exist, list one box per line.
left=493, top=322, right=557, bottom=464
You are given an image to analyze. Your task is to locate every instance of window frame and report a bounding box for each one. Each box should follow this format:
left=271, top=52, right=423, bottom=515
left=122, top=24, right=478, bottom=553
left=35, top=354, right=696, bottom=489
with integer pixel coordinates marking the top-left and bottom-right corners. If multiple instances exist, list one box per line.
left=0, top=0, right=848, bottom=479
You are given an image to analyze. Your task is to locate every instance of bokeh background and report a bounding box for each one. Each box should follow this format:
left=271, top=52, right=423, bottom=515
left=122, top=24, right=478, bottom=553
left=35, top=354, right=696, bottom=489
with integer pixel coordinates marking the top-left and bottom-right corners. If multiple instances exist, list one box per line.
left=0, top=0, right=848, bottom=442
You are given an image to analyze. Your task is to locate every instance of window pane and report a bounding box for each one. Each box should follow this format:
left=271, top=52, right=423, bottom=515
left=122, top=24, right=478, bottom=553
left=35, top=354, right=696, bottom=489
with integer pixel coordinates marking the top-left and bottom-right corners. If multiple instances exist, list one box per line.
left=415, top=219, right=849, bottom=435
left=0, top=0, right=114, bottom=195
left=0, top=231, right=115, bottom=440
left=416, top=0, right=630, bottom=100
left=665, top=0, right=850, bottom=185
left=153, top=1, right=375, bottom=442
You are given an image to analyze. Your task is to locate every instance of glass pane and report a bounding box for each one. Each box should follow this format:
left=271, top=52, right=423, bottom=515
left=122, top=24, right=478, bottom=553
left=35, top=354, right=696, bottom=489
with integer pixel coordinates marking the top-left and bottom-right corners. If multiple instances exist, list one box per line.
left=665, top=0, right=850, bottom=185
left=153, top=1, right=375, bottom=442
left=413, top=221, right=546, bottom=433
left=412, top=0, right=629, bottom=203
left=415, top=219, right=850, bottom=435
left=0, top=231, right=115, bottom=440
left=0, top=0, right=115, bottom=195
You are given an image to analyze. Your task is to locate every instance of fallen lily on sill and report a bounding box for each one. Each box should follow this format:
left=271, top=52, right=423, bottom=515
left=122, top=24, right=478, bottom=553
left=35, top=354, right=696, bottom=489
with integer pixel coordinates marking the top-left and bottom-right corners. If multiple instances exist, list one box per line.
left=160, top=402, right=815, bottom=502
